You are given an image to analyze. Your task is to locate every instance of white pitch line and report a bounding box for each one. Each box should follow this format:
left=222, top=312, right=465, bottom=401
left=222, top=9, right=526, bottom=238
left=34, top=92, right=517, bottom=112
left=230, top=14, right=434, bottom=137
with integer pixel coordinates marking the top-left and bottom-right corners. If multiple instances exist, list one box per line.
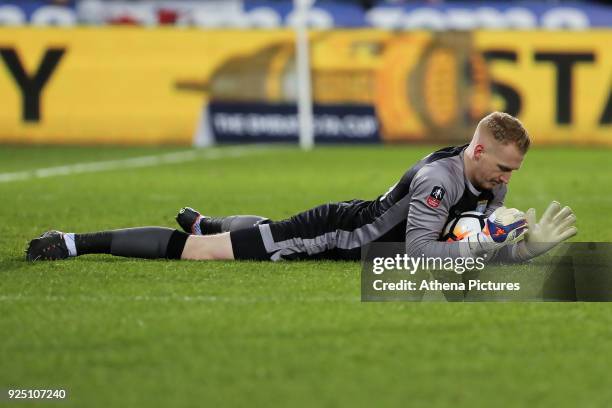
left=0, top=146, right=269, bottom=184
left=0, top=294, right=358, bottom=304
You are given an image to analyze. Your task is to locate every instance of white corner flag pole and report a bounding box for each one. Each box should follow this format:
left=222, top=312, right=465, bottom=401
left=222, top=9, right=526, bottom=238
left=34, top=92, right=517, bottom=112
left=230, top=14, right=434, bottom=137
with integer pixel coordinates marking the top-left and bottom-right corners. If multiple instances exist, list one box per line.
left=294, top=0, right=315, bottom=150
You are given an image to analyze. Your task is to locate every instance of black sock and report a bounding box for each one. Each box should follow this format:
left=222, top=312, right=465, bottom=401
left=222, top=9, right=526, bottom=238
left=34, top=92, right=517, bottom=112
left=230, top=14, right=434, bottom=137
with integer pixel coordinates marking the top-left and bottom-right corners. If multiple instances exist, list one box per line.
left=75, top=228, right=189, bottom=259
left=75, top=232, right=112, bottom=255
left=201, top=215, right=270, bottom=235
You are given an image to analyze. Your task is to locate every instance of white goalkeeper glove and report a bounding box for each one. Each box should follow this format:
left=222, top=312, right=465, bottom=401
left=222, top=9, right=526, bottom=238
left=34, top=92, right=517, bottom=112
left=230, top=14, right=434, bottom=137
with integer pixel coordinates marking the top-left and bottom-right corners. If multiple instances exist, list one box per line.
left=515, top=201, right=577, bottom=261
left=460, top=206, right=528, bottom=258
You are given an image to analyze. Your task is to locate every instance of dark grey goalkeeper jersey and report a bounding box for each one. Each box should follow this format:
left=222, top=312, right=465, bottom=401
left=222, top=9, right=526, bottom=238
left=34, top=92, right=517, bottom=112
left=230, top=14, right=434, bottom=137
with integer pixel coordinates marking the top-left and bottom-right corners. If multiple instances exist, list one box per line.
left=231, top=144, right=507, bottom=261
left=320, top=144, right=504, bottom=259
left=392, top=144, right=506, bottom=257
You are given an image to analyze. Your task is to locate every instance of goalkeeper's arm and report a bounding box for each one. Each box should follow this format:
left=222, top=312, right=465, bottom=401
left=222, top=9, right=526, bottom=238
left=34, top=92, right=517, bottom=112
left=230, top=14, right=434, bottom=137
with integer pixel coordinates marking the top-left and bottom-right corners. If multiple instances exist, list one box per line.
left=404, top=168, right=528, bottom=260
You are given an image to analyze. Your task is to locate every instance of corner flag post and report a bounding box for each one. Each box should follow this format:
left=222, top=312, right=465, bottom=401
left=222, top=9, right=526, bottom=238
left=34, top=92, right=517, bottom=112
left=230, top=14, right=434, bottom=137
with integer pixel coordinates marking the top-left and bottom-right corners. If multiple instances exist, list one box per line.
left=293, top=0, right=315, bottom=150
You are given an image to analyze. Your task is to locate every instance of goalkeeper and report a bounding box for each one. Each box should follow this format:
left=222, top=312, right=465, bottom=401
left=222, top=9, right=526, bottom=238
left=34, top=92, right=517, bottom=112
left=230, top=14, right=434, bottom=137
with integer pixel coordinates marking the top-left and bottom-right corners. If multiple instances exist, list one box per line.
left=26, top=112, right=576, bottom=263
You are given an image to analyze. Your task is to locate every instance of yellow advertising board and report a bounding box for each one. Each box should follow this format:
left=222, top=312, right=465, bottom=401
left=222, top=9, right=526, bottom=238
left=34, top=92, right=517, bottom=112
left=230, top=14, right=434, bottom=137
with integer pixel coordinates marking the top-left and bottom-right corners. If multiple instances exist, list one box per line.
left=0, top=28, right=293, bottom=145
left=0, top=28, right=610, bottom=145
left=473, top=31, right=611, bottom=145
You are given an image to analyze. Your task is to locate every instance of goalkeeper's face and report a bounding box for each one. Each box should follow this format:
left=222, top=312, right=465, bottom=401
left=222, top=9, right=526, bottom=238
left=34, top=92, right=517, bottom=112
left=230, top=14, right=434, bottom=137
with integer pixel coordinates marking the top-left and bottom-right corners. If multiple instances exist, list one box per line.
left=473, top=139, right=525, bottom=190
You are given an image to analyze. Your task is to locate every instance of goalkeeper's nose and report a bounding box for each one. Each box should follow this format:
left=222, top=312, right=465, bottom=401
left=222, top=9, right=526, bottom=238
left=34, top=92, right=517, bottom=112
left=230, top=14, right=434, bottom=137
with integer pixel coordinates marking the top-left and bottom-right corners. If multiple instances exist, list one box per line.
left=499, top=172, right=512, bottom=184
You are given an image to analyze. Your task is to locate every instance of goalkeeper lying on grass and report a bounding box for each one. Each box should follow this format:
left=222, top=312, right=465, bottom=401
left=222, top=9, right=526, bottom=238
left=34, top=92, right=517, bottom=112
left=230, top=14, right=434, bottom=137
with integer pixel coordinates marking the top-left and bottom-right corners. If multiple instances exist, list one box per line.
left=26, top=112, right=577, bottom=263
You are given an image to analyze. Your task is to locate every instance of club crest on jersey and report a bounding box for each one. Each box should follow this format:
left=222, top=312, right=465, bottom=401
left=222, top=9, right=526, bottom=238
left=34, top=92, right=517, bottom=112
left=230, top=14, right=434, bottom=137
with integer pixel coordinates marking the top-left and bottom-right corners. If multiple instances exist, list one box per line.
left=427, top=186, right=445, bottom=208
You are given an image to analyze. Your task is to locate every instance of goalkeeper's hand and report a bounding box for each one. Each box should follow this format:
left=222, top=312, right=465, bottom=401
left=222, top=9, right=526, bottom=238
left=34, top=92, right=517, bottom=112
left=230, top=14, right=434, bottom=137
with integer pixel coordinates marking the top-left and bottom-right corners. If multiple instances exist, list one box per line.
left=460, top=206, right=528, bottom=258
left=516, top=201, right=577, bottom=260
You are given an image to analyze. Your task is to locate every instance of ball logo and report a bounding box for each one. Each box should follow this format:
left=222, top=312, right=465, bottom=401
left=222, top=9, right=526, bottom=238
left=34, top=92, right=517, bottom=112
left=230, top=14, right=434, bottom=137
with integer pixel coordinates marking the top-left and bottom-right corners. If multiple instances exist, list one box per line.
left=426, top=186, right=445, bottom=208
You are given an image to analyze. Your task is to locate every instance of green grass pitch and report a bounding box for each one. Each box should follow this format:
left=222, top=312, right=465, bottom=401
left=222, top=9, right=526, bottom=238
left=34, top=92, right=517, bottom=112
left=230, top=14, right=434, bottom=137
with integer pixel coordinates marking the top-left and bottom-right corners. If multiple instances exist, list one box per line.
left=1, top=144, right=611, bottom=407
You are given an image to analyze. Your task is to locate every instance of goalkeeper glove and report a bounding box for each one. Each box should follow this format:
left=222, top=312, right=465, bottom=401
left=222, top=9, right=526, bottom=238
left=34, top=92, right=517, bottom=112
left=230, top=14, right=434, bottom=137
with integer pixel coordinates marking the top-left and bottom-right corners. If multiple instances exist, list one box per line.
left=515, top=201, right=577, bottom=261
left=460, top=206, right=528, bottom=258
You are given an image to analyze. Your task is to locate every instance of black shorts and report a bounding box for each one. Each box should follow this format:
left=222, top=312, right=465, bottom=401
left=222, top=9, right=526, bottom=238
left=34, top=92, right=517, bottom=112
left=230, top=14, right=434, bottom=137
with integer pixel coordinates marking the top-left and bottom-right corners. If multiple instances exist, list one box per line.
left=230, top=200, right=405, bottom=261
